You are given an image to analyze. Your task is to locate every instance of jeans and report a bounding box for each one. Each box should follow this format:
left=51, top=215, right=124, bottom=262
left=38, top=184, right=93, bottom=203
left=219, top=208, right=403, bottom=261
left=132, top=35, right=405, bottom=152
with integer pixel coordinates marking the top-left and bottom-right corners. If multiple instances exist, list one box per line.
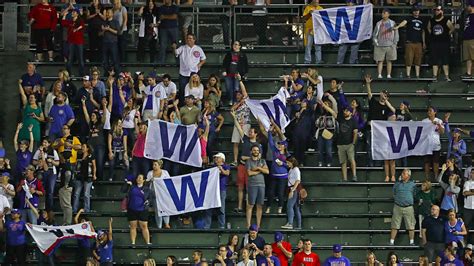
left=207, top=131, right=217, bottom=157
left=217, top=190, right=226, bottom=228
left=318, top=137, right=333, bottom=165
left=152, top=194, right=170, bottom=228
left=20, top=209, right=37, bottom=224
left=102, top=41, right=120, bottom=75
left=337, top=43, right=360, bottom=64
left=305, top=34, right=322, bottom=64
left=225, top=76, right=240, bottom=104
left=72, top=180, right=93, bottom=212
left=293, top=132, right=310, bottom=165
left=266, top=178, right=287, bottom=208
left=287, top=190, right=301, bottom=228
left=178, top=75, right=190, bottom=104
left=41, top=170, right=57, bottom=211
left=158, top=27, right=179, bottom=63
left=94, top=145, right=106, bottom=180
left=88, top=29, right=102, bottom=62
left=132, top=156, right=151, bottom=177
left=66, top=43, right=85, bottom=77
left=221, top=15, right=234, bottom=47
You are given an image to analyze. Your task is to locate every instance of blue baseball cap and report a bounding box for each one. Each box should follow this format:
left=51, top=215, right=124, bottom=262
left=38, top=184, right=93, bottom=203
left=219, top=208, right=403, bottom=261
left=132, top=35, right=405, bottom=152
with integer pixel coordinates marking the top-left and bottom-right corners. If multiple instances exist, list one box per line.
left=333, top=244, right=342, bottom=253
left=249, top=224, right=259, bottom=232
left=11, top=209, right=20, bottom=215
left=1, top=172, right=10, bottom=178
left=274, top=232, right=284, bottom=242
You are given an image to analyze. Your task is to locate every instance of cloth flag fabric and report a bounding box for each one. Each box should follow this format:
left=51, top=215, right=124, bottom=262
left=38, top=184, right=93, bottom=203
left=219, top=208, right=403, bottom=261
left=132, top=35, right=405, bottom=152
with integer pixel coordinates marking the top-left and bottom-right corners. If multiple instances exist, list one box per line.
left=153, top=167, right=221, bottom=216
left=245, top=87, right=290, bottom=132
left=312, top=4, right=373, bottom=44
left=144, top=120, right=202, bottom=167
left=26, top=222, right=96, bottom=255
left=371, top=121, right=437, bottom=160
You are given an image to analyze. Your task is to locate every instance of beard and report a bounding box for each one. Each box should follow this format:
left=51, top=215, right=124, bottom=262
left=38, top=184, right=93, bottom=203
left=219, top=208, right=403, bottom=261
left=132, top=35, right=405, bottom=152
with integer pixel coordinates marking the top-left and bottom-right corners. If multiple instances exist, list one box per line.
left=435, top=14, right=443, bottom=19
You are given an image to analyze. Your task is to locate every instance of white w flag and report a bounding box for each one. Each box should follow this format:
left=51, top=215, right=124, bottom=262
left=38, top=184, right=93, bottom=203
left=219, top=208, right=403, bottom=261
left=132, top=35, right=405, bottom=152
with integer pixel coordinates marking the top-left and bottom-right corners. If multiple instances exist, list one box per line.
left=153, top=167, right=221, bottom=216
left=145, top=120, right=202, bottom=167
left=312, top=4, right=373, bottom=44
left=245, top=87, right=290, bottom=132
left=371, top=121, right=437, bottom=160
left=26, top=222, right=96, bottom=255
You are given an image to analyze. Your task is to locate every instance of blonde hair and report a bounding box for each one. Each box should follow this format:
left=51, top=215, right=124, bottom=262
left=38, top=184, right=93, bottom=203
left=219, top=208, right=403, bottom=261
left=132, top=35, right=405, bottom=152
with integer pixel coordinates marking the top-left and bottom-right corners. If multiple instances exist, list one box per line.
left=143, top=258, right=156, bottom=266
left=153, top=160, right=163, bottom=168
left=59, top=69, right=70, bottom=81
left=422, top=180, right=432, bottom=191
left=418, top=255, right=429, bottom=266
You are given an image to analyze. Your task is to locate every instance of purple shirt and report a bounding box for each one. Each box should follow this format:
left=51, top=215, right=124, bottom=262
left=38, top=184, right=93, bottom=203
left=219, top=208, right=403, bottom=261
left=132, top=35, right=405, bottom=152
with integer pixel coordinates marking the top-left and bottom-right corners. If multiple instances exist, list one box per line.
left=219, top=164, right=230, bottom=191
left=323, top=256, right=351, bottom=266
left=21, top=73, right=44, bottom=88
left=17, top=177, right=44, bottom=209
left=16, top=150, right=32, bottom=175
left=49, top=104, right=75, bottom=136
left=112, top=85, right=132, bottom=116
left=6, top=220, right=26, bottom=246
left=97, top=240, right=113, bottom=263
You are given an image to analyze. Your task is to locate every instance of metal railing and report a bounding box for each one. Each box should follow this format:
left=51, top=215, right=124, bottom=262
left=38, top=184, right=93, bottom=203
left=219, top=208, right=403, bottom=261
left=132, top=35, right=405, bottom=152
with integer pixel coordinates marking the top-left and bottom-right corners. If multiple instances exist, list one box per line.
left=0, top=12, right=4, bottom=50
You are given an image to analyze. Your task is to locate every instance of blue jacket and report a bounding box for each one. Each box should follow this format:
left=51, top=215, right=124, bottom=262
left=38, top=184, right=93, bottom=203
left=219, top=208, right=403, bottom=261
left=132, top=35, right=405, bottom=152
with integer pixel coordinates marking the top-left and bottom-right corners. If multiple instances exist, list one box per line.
left=268, top=132, right=288, bottom=179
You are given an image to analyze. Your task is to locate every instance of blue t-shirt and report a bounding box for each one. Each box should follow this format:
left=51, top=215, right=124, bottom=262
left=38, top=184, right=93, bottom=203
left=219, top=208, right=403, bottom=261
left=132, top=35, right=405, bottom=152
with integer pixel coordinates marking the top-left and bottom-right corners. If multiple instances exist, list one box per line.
left=324, top=256, right=351, bottom=266
left=257, top=255, right=281, bottom=266
left=21, top=73, right=44, bottom=88
left=440, top=257, right=463, bottom=266
left=158, top=5, right=179, bottom=29
left=128, top=185, right=149, bottom=212
left=219, top=164, right=230, bottom=191
left=112, top=85, right=132, bottom=116
left=97, top=240, right=113, bottom=263
left=6, top=220, right=26, bottom=246
left=16, top=150, right=32, bottom=175
left=445, top=219, right=465, bottom=244
left=49, top=104, right=75, bottom=136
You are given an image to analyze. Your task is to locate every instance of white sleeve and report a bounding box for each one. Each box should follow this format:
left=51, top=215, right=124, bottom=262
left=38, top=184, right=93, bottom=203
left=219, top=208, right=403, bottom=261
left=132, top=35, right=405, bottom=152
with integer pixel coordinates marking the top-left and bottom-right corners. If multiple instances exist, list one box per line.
left=170, top=82, right=177, bottom=94
left=184, top=85, right=191, bottom=96
left=146, top=171, right=153, bottom=182
left=33, top=150, right=40, bottom=160
left=316, top=76, right=324, bottom=101
left=162, top=170, right=171, bottom=178
left=464, top=181, right=471, bottom=193
left=53, top=150, right=60, bottom=161
left=2, top=196, right=10, bottom=209
left=161, top=87, right=168, bottom=99
left=198, top=85, right=204, bottom=100
left=199, top=47, right=206, bottom=60
left=175, top=46, right=183, bottom=57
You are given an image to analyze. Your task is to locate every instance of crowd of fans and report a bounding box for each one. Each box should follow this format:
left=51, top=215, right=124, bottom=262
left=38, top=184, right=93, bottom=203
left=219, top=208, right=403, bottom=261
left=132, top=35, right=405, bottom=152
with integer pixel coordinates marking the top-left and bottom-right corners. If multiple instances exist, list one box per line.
left=1, top=0, right=474, bottom=264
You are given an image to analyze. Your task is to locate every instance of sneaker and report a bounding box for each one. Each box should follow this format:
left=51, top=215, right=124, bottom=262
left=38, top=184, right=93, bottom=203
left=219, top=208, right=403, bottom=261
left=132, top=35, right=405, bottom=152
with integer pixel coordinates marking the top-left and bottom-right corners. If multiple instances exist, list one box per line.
left=377, top=74, right=383, bottom=79
left=432, top=76, right=438, bottom=82
left=308, top=148, right=315, bottom=152
left=318, top=162, right=323, bottom=167
left=387, top=74, right=392, bottom=79
left=352, top=176, right=358, bottom=182
left=230, top=162, right=237, bottom=167
left=389, top=242, right=395, bottom=246
left=48, top=58, right=54, bottom=62
left=233, top=208, right=243, bottom=213
left=445, top=77, right=452, bottom=82
left=281, top=223, right=293, bottom=229
left=341, top=178, right=348, bottom=182
left=277, top=207, right=283, bottom=214
left=409, top=242, right=416, bottom=246
left=326, top=163, right=331, bottom=167
left=265, top=207, right=271, bottom=214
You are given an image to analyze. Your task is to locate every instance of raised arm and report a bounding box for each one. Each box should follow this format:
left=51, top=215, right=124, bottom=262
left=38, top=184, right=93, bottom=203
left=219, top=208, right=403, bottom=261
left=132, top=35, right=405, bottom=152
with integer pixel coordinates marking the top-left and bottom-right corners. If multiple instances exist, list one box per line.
left=25, top=197, right=40, bottom=218
left=230, top=110, right=244, bottom=138
left=18, top=79, right=27, bottom=107
left=28, top=125, right=34, bottom=152
left=364, top=74, right=373, bottom=100
left=13, top=123, right=22, bottom=152
left=108, top=217, right=113, bottom=240
left=74, top=208, right=85, bottom=224
left=82, top=98, right=91, bottom=125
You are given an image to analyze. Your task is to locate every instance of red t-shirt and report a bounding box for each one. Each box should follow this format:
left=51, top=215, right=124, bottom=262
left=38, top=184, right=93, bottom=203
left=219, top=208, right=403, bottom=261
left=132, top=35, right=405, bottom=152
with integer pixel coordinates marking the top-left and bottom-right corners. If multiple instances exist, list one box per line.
left=272, top=241, right=292, bottom=266
left=132, top=133, right=146, bottom=158
left=291, top=251, right=320, bottom=266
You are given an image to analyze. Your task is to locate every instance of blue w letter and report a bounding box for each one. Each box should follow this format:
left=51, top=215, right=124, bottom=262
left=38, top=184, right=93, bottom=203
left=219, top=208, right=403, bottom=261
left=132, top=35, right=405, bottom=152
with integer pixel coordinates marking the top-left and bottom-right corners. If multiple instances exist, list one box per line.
left=164, top=171, right=209, bottom=211
left=320, top=6, right=364, bottom=42
left=159, top=121, right=199, bottom=161
left=261, top=99, right=289, bottom=129
left=387, top=126, right=423, bottom=153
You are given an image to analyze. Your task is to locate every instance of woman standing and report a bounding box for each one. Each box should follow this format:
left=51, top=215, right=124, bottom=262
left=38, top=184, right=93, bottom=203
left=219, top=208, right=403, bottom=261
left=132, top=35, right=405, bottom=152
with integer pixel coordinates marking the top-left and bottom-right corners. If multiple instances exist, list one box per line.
left=137, top=0, right=159, bottom=62
left=386, top=251, right=402, bottom=266
left=445, top=113, right=467, bottom=170
left=265, top=129, right=288, bottom=215
left=132, top=119, right=151, bottom=177
left=127, top=174, right=151, bottom=245
left=82, top=98, right=105, bottom=180
left=200, top=100, right=224, bottom=158
left=445, top=209, right=467, bottom=247
left=62, top=8, right=85, bottom=77
left=185, top=73, right=204, bottom=107
left=113, top=0, right=128, bottom=62
left=4, top=209, right=27, bottom=265
left=226, top=234, right=239, bottom=264
left=146, top=160, right=171, bottom=229
left=18, top=79, right=44, bottom=146
left=73, top=143, right=96, bottom=213
left=86, top=0, right=104, bottom=62
left=315, top=94, right=338, bottom=167
left=292, top=98, right=315, bottom=165
left=204, top=74, right=222, bottom=109
left=108, top=119, right=129, bottom=181
left=366, top=251, right=383, bottom=266
left=28, top=0, right=57, bottom=62
left=222, top=41, right=248, bottom=105
left=281, top=157, right=302, bottom=229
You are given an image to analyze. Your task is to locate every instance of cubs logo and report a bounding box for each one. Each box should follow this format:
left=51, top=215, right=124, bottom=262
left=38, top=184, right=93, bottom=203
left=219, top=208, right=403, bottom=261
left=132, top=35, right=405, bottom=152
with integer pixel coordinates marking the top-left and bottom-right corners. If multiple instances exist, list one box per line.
left=193, top=51, right=201, bottom=58
left=155, top=91, right=161, bottom=98
left=81, top=223, right=88, bottom=229
left=58, top=110, right=64, bottom=115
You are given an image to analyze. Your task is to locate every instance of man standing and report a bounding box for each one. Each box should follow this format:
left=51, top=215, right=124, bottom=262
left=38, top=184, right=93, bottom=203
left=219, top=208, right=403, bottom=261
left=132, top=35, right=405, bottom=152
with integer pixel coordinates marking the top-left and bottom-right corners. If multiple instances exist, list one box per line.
left=463, top=5, right=474, bottom=78
left=373, top=9, right=399, bottom=79
left=397, top=6, right=425, bottom=78
left=240, top=225, right=266, bottom=264
left=258, top=244, right=281, bottom=266
left=158, top=0, right=179, bottom=64
left=214, top=153, right=230, bottom=229
left=337, top=0, right=360, bottom=65
left=421, top=205, right=445, bottom=263
left=463, top=168, right=474, bottom=244
left=102, top=8, right=120, bottom=75
left=141, top=74, right=167, bottom=121
left=422, top=106, right=444, bottom=180
left=427, top=6, right=454, bottom=82
left=271, top=232, right=292, bottom=266
left=292, top=239, right=321, bottom=266
left=302, top=0, right=323, bottom=64
left=248, top=0, right=271, bottom=45
left=16, top=165, right=44, bottom=224
left=158, top=74, right=178, bottom=101
left=323, top=244, right=351, bottom=266
left=336, top=106, right=358, bottom=182
left=48, top=92, right=75, bottom=140
left=74, top=75, right=101, bottom=139
left=175, top=33, right=206, bottom=104
left=246, top=145, right=268, bottom=228
left=389, top=168, right=417, bottom=246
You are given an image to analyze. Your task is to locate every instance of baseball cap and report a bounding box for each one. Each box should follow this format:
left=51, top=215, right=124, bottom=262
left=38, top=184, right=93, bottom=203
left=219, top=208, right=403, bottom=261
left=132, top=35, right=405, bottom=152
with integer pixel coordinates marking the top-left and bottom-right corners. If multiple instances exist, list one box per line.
left=466, top=244, right=474, bottom=250
left=249, top=224, right=259, bottom=232
left=97, top=230, right=106, bottom=238
left=333, top=244, right=342, bottom=253
left=213, top=152, right=226, bottom=161
left=26, top=165, right=35, bottom=172
left=343, top=105, right=353, bottom=113
left=185, top=94, right=195, bottom=99
left=72, top=7, right=81, bottom=13
left=274, top=232, right=284, bottom=242
left=82, top=75, right=91, bottom=81
left=401, top=100, right=410, bottom=107
left=434, top=5, right=443, bottom=10
left=11, top=208, right=20, bottom=215
left=381, top=89, right=390, bottom=97
left=1, top=172, right=10, bottom=178
left=278, top=140, right=288, bottom=147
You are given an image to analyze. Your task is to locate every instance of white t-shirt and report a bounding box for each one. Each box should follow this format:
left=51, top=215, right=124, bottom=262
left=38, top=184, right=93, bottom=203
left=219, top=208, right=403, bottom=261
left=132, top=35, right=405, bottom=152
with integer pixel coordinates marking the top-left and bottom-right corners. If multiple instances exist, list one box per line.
left=288, top=167, right=301, bottom=187
left=33, top=149, right=60, bottom=175
left=464, top=179, right=474, bottom=209
left=237, top=260, right=256, bottom=266
left=421, top=117, right=444, bottom=151
left=103, top=109, right=111, bottom=130
left=0, top=185, right=14, bottom=211
left=185, top=84, right=204, bottom=100
left=123, top=109, right=138, bottom=129
left=315, top=75, right=323, bottom=101
left=176, top=45, right=206, bottom=77
left=146, top=169, right=171, bottom=182
left=158, top=81, right=177, bottom=98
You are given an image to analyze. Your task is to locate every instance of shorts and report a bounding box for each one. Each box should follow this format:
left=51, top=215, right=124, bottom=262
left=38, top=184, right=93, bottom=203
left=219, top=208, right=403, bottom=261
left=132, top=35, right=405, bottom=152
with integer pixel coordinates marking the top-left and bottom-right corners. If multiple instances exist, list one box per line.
left=405, top=42, right=423, bottom=66
left=391, top=205, right=416, bottom=230
left=337, top=144, right=355, bottom=164
left=430, top=42, right=450, bottom=66
left=374, top=45, right=397, bottom=62
left=181, top=14, right=193, bottom=29
left=231, top=124, right=250, bottom=143
left=248, top=186, right=265, bottom=205
left=424, top=150, right=441, bottom=164
left=463, top=39, right=474, bottom=61
left=127, top=209, right=149, bottom=222
left=237, top=164, right=248, bottom=189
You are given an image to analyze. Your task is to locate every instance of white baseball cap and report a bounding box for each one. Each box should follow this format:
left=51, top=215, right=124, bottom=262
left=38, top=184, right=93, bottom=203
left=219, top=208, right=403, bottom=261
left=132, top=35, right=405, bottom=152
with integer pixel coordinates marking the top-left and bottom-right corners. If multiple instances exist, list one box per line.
left=213, top=152, right=226, bottom=161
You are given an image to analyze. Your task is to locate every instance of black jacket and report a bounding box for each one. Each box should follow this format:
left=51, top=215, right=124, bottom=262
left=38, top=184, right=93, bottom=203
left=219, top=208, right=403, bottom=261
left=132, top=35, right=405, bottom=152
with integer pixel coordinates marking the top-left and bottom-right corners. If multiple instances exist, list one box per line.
left=222, top=51, right=249, bottom=77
